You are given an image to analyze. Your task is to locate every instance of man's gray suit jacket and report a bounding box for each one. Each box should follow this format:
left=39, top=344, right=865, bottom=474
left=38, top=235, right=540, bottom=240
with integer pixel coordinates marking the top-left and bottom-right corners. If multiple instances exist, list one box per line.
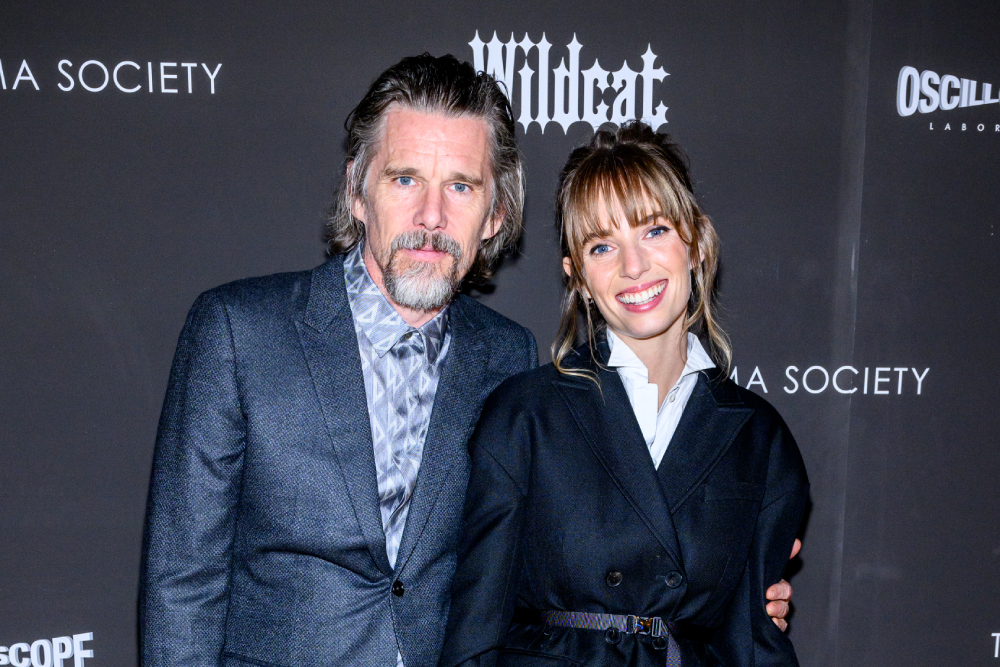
left=139, top=256, right=538, bottom=667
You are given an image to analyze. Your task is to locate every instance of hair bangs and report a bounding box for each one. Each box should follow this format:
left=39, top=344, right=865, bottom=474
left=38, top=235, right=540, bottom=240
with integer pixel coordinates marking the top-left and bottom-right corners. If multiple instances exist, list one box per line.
left=563, top=150, right=694, bottom=266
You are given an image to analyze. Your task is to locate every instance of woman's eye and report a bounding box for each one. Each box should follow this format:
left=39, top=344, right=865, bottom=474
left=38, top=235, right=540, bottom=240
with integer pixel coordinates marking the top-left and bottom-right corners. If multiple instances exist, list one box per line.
left=397, top=176, right=414, bottom=186
left=646, top=225, right=669, bottom=238
left=590, top=243, right=611, bottom=255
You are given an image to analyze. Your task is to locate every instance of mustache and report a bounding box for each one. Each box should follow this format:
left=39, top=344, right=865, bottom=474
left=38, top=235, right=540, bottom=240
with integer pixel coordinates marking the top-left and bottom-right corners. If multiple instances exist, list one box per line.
left=390, top=230, right=463, bottom=260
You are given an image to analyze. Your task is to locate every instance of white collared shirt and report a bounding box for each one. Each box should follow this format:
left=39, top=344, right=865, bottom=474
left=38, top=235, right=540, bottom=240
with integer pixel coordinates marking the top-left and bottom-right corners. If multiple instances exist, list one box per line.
left=607, top=330, right=716, bottom=469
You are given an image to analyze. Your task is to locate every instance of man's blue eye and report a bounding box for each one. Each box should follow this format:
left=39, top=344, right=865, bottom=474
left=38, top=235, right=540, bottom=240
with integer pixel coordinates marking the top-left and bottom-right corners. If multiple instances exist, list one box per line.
left=453, top=183, right=469, bottom=193
left=398, top=176, right=413, bottom=186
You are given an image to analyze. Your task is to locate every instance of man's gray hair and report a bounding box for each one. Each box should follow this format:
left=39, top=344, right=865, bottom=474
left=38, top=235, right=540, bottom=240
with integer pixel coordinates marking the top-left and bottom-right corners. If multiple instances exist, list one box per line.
left=327, top=53, right=525, bottom=283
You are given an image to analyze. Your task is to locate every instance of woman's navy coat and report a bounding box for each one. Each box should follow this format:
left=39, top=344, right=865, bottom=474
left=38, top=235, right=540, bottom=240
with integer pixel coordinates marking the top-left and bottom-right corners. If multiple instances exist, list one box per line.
left=440, top=345, right=809, bottom=667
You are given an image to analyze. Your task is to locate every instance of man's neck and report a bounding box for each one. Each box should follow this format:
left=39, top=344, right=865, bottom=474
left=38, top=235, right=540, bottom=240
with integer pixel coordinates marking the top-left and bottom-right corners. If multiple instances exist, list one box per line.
left=361, top=245, right=443, bottom=328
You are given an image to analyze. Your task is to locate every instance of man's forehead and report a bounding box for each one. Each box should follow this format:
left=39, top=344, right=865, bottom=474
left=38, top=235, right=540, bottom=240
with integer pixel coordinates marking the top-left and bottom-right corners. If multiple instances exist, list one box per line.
left=378, top=106, right=491, bottom=166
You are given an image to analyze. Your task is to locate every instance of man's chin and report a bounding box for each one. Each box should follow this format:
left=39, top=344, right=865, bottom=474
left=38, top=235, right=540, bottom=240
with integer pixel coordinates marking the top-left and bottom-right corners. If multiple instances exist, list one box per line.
left=385, top=275, right=456, bottom=312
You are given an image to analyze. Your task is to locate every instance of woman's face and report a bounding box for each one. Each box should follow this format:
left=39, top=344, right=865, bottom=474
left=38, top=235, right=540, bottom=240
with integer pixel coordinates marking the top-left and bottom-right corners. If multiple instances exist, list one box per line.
left=565, top=198, right=694, bottom=347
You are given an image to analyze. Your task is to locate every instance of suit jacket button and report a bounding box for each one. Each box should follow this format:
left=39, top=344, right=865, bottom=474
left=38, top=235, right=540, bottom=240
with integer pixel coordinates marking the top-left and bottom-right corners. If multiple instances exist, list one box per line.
left=392, top=580, right=405, bottom=596
left=665, top=571, right=683, bottom=588
left=605, top=570, right=623, bottom=587
left=604, top=626, right=621, bottom=645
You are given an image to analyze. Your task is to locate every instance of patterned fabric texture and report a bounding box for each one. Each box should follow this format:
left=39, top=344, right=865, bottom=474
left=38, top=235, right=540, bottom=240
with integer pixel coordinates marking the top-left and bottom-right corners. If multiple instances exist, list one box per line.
left=344, top=243, right=451, bottom=571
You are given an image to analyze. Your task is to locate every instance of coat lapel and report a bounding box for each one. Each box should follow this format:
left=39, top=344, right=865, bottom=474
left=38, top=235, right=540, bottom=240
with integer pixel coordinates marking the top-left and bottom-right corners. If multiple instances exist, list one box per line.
left=394, top=299, right=488, bottom=572
left=296, top=257, right=392, bottom=576
left=554, top=353, right=684, bottom=571
left=657, top=371, right=754, bottom=510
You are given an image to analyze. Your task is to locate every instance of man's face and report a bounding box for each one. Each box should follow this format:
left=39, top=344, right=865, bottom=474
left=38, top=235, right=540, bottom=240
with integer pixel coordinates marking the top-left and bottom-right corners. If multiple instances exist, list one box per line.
left=352, top=106, right=500, bottom=320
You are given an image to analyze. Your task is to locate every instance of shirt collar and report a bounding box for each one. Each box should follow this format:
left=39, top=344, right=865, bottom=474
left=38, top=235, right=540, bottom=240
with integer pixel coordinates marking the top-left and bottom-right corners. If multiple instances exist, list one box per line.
left=606, top=329, right=716, bottom=381
left=343, top=242, right=449, bottom=363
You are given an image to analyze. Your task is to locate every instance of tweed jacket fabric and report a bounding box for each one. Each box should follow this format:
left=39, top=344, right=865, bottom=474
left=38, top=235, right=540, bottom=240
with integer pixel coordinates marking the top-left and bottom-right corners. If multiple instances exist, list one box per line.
left=140, top=255, right=537, bottom=667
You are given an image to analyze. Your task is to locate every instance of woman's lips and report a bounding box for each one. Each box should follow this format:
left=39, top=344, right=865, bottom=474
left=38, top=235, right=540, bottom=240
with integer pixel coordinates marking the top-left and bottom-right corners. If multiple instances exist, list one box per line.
left=616, top=279, right=667, bottom=312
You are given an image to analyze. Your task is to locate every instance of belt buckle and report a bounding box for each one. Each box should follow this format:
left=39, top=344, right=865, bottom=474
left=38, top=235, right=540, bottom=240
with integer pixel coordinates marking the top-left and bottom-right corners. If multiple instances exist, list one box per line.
left=626, top=615, right=666, bottom=638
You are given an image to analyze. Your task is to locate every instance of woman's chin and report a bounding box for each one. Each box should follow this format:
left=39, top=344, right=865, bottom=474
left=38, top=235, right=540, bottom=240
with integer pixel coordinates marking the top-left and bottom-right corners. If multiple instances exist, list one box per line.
left=608, top=310, right=687, bottom=343
left=610, top=323, right=670, bottom=343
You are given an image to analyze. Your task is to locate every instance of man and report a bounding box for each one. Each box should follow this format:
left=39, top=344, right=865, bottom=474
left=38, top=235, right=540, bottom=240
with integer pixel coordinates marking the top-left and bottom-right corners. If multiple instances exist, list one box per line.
left=140, top=54, right=794, bottom=667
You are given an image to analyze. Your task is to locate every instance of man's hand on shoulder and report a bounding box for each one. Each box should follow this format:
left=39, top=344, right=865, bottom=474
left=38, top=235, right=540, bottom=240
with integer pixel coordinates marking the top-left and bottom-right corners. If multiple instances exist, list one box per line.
left=765, top=538, right=801, bottom=631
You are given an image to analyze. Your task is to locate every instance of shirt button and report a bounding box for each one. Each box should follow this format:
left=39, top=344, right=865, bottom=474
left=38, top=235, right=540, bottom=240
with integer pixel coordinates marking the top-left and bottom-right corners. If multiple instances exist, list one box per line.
left=665, top=571, right=683, bottom=588
left=392, top=580, right=405, bottom=596
left=668, top=390, right=677, bottom=402
left=605, top=570, right=623, bottom=587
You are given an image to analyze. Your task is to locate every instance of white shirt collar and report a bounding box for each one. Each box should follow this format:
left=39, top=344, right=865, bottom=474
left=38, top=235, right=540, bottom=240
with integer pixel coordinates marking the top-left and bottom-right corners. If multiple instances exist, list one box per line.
left=606, top=329, right=717, bottom=466
left=606, top=329, right=716, bottom=382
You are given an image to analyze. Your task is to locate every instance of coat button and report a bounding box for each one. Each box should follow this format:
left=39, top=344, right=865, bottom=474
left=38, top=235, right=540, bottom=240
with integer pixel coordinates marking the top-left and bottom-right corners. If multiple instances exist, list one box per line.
left=604, top=626, right=621, bottom=645
left=665, top=571, right=683, bottom=588
left=605, top=570, right=623, bottom=587
left=652, top=636, right=668, bottom=650
left=392, top=580, right=405, bottom=596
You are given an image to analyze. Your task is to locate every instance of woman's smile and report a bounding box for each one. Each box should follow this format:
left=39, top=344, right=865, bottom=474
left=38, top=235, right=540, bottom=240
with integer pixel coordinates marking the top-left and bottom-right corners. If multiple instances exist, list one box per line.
left=616, top=279, right=667, bottom=310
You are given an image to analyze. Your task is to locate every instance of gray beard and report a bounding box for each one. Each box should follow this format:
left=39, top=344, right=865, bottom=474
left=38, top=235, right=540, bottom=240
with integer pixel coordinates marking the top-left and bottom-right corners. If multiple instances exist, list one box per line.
left=381, top=230, right=465, bottom=311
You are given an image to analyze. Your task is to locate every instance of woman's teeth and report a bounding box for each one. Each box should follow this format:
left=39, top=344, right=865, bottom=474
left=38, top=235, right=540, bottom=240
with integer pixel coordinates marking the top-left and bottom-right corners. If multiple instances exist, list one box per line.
left=617, top=281, right=665, bottom=305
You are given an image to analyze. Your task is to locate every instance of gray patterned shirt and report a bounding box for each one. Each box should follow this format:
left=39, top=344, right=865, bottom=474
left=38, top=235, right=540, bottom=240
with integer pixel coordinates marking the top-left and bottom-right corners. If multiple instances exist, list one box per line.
left=344, top=243, right=451, bottom=574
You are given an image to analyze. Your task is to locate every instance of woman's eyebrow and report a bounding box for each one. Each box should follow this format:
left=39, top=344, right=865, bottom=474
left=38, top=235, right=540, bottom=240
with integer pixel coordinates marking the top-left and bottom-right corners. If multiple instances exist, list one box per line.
left=579, top=229, right=612, bottom=245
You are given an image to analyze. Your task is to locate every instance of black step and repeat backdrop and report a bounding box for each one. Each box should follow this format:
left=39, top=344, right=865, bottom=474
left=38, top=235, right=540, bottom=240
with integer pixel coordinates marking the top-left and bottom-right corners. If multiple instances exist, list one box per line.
left=2, top=0, right=997, bottom=664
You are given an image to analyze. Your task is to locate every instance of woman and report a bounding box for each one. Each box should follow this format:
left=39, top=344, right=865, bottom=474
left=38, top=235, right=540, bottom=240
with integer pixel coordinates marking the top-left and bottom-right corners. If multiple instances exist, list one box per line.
left=440, top=123, right=809, bottom=666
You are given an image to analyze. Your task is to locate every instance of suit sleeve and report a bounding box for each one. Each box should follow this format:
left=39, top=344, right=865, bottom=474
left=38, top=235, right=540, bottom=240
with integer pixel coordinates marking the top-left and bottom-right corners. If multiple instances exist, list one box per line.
left=439, top=384, right=532, bottom=667
left=709, top=416, right=810, bottom=667
left=139, top=290, right=246, bottom=667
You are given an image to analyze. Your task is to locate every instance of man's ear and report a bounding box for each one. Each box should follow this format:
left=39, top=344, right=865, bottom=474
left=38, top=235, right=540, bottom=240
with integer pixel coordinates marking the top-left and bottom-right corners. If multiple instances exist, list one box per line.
left=352, top=198, right=367, bottom=223
left=347, top=160, right=367, bottom=223
left=480, top=209, right=503, bottom=241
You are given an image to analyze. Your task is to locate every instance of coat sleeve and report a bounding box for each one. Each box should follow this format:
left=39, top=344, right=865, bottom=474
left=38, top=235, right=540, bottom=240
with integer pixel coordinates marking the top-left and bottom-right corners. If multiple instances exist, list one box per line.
left=139, top=290, right=246, bottom=667
left=439, top=383, right=532, bottom=667
left=708, top=415, right=810, bottom=667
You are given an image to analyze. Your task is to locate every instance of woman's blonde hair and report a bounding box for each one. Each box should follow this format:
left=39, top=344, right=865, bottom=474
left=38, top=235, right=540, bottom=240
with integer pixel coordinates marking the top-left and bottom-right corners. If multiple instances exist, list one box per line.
left=552, top=122, right=730, bottom=379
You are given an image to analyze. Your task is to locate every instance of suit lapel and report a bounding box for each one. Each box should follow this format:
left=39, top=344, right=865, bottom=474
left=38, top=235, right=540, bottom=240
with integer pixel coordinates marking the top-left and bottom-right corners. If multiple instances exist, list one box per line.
left=657, top=371, right=754, bottom=510
left=394, top=299, right=487, bottom=572
left=555, top=363, right=684, bottom=571
left=296, top=258, right=392, bottom=576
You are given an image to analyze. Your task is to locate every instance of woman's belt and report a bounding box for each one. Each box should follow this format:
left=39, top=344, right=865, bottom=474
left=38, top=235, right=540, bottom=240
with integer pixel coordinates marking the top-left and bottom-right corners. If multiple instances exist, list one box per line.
left=511, top=608, right=682, bottom=663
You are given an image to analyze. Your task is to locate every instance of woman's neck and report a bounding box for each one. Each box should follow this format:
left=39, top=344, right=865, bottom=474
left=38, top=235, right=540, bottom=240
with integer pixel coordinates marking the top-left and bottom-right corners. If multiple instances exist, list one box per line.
left=614, top=326, right=688, bottom=407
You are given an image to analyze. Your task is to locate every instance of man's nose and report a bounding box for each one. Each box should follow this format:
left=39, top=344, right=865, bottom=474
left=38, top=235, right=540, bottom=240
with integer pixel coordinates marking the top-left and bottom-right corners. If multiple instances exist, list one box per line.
left=416, top=185, right=445, bottom=230
left=620, top=241, right=649, bottom=280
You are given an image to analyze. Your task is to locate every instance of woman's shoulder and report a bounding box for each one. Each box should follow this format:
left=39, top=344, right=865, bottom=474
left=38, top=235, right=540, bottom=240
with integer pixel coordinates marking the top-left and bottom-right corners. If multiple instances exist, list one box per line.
left=485, top=361, right=565, bottom=406
left=480, top=358, right=607, bottom=422
left=706, top=373, right=808, bottom=491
